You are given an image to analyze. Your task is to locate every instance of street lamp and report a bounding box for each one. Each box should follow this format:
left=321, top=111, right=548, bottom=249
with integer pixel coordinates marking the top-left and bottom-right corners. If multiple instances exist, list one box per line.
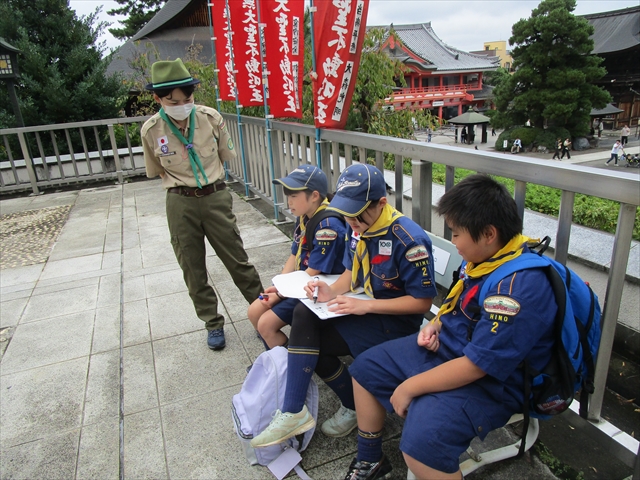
left=0, top=37, right=24, bottom=127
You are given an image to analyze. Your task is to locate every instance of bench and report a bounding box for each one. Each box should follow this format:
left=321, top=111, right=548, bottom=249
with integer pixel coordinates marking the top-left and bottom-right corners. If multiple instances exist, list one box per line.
left=405, top=232, right=539, bottom=478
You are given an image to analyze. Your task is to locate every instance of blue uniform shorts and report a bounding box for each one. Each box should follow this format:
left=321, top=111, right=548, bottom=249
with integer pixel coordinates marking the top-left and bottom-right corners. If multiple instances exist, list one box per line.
left=349, top=334, right=515, bottom=474
left=270, top=297, right=300, bottom=325
left=332, top=312, right=422, bottom=357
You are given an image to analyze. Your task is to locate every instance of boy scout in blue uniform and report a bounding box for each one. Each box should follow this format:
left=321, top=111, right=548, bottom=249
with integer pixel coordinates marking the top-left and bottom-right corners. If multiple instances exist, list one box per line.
left=141, top=58, right=263, bottom=350
left=342, top=174, right=557, bottom=480
left=247, top=165, right=347, bottom=349
left=250, top=164, right=437, bottom=445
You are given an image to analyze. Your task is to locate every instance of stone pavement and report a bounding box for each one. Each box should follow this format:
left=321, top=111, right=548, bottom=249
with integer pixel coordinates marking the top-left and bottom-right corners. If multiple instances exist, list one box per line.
left=0, top=180, right=563, bottom=479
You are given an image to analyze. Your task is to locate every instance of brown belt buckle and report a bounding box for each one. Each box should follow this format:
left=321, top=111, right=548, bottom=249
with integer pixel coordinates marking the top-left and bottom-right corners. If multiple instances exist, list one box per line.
left=194, top=187, right=205, bottom=198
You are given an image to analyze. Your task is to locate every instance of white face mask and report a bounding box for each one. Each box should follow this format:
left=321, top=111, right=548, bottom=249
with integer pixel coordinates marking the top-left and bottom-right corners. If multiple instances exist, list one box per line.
left=163, top=103, right=195, bottom=121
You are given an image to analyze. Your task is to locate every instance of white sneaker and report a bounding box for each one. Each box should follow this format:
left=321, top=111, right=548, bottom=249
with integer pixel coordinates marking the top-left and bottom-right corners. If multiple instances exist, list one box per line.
left=250, top=406, right=315, bottom=448
left=321, top=405, right=357, bottom=437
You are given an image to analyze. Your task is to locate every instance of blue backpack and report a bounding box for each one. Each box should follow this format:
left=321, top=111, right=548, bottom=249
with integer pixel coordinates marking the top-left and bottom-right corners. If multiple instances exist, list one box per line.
left=478, top=251, right=602, bottom=421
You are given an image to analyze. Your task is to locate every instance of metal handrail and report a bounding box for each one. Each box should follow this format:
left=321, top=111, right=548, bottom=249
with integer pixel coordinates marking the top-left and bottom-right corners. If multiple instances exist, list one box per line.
left=1, top=114, right=638, bottom=427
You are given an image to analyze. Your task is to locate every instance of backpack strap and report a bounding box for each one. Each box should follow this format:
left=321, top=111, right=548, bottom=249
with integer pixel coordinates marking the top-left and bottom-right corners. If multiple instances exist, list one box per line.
left=303, top=210, right=345, bottom=253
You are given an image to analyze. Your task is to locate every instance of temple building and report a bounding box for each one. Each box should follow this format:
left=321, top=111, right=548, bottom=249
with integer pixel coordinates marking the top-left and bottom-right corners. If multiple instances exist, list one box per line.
left=583, top=6, right=640, bottom=127
left=376, top=23, right=500, bottom=119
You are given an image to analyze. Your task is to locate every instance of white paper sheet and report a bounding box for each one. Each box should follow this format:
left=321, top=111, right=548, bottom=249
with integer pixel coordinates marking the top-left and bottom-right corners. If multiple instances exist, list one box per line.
left=271, top=271, right=342, bottom=299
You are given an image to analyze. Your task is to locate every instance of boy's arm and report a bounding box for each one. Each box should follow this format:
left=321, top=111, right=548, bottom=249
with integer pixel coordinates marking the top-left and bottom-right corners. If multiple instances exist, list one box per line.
left=390, top=357, right=485, bottom=417
left=281, top=254, right=296, bottom=274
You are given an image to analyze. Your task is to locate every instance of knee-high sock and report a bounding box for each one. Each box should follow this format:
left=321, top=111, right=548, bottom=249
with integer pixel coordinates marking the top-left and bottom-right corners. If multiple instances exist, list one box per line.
left=321, top=362, right=355, bottom=410
left=357, top=428, right=383, bottom=463
left=282, top=346, right=319, bottom=413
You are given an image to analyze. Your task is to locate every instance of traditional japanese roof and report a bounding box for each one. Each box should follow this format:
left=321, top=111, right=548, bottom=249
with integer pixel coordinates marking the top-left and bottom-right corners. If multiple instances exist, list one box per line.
left=107, top=0, right=212, bottom=77
left=375, top=23, right=500, bottom=73
left=582, top=6, right=640, bottom=54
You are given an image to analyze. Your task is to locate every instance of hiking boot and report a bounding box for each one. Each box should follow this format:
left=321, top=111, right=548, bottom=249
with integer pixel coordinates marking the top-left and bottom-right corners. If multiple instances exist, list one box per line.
left=343, top=455, right=392, bottom=480
left=250, top=405, right=315, bottom=448
left=321, top=405, right=357, bottom=437
left=207, top=328, right=226, bottom=350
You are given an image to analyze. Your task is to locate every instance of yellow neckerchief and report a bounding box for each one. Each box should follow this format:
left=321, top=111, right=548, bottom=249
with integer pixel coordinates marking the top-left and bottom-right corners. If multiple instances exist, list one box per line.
left=295, top=200, right=330, bottom=269
left=351, top=204, right=404, bottom=298
left=432, top=233, right=537, bottom=325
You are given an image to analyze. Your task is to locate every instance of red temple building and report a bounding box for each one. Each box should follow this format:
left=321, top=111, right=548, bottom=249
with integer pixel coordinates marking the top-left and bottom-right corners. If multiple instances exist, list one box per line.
left=376, top=23, right=500, bottom=119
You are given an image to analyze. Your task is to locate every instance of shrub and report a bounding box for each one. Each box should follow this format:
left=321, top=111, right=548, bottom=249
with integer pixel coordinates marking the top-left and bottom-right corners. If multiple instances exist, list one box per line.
left=496, top=126, right=570, bottom=152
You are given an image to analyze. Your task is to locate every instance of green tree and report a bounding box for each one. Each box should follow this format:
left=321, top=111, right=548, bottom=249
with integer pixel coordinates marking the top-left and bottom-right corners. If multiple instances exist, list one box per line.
left=492, top=0, right=610, bottom=135
left=108, top=0, right=167, bottom=40
left=0, top=0, right=128, bottom=127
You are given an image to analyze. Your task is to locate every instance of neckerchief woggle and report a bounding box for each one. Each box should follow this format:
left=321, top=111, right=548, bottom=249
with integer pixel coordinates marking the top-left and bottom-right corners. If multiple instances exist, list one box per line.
left=159, top=107, right=209, bottom=188
left=295, top=200, right=330, bottom=270
left=351, top=204, right=404, bottom=298
left=432, top=233, right=538, bottom=325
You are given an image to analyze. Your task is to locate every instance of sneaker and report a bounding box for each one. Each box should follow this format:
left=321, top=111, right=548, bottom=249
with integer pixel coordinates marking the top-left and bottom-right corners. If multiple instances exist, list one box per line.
left=605, top=162, right=609, bottom=165
left=343, top=455, right=392, bottom=480
left=250, top=405, right=315, bottom=448
left=321, top=405, right=357, bottom=437
left=207, top=328, right=226, bottom=350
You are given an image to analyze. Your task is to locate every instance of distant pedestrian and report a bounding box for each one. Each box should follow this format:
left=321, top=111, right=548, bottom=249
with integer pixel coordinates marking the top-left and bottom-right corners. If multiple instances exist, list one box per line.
left=427, top=127, right=432, bottom=143
left=552, top=138, right=562, bottom=160
left=598, top=121, right=604, bottom=138
left=606, top=140, right=623, bottom=166
left=561, top=138, right=572, bottom=159
left=461, top=127, right=467, bottom=144
left=491, top=127, right=496, bottom=136
left=525, top=119, right=531, bottom=127
left=621, top=125, right=630, bottom=146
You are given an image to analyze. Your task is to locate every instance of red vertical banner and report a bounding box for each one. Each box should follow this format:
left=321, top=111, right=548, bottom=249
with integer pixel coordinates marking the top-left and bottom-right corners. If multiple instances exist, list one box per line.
left=260, top=0, right=305, bottom=118
left=210, top=1, right=236, bottom=101
left=211, top=1, right=264, bottom=106
left=312, top=0, right=369, bottom=129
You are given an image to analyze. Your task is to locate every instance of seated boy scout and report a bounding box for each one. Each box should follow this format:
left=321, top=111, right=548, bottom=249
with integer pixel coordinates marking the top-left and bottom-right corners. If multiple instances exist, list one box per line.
left=141, top=58, right=263, bottom=350
left=342, top=174, right=557, bottom=480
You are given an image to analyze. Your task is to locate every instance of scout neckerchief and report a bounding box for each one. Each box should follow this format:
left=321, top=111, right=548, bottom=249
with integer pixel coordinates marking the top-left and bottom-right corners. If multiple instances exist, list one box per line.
left=295, top=200, right=329, bottom=269
left=351, top=204, right=404, bottom=298
left=159, top=107, right=209, bottom=188
left=432, top=233, right=537, bottom=325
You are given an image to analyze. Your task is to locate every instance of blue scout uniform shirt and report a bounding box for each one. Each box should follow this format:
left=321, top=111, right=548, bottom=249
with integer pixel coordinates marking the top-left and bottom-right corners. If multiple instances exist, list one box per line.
left=437, top=251, right=557, bottom=407
left=291, top=216, right=347, bottom=274
left=344, top=216, right=437, bottom=300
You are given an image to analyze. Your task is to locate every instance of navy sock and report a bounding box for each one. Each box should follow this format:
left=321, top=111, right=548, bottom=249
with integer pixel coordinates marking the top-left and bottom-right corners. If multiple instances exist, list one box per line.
left=356, top=428, right=383, bottom=463
left=282, top=346, right=319, bottom=413
left=322, top=362, right=355, bottom=410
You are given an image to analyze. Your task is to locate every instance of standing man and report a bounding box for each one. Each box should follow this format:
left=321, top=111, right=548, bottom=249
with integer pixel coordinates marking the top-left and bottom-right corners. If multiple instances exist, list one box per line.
left=621, top=125, right=630, bottom=146
left=141, top=58, right=263, bottom=350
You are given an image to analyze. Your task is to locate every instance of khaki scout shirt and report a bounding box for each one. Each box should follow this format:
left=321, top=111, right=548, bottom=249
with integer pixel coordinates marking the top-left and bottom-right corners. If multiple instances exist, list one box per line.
left=141, top=105, right=236, bottom=189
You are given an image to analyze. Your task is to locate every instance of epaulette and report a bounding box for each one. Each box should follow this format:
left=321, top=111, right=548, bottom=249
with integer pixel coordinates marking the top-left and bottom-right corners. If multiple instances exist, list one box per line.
left=391, top=221, right=412, bottom=241
left=140, top=114, right=159, bottom=135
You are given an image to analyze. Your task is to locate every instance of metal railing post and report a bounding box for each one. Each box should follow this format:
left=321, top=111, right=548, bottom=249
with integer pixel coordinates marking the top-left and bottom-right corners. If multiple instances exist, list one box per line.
left=411, top=159, right=432, bottom=231
left=17, top=131, right=39, bottom=195
left=108, top=124, right=124, bottom=184
left=555, top=190, right=575, bottom=264
left=588, top=202, right=636, bottom=421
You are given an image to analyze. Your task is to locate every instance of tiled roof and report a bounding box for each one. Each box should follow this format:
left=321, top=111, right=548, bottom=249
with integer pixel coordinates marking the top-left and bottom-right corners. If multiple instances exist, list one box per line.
left=375, top=23, right=499, bottom=72
left=132, top=0, right=194, bottom=41
left=582, top=6, right=640, bottom=54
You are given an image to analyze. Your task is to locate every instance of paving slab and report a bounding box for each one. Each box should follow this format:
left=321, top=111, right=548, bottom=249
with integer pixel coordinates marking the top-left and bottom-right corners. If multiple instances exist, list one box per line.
left=147, top=290, right=211, bottom=340
left=123, top=408, right=169, bottom=480
left=76, top=419, right=120, bottom=480
left=0, top=296, right=28, bottom=328
left=123, top=341, right=159, bottom=415
left=83, top=349, right=120, bottom=425
left=20, top=283, right=98, bottom=323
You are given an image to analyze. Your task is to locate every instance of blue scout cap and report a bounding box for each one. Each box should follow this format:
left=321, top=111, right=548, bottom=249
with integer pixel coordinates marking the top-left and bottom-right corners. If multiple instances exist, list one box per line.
left=328, top=164, right=386, bottom=217
left=272, top=165, right=328, bottom=197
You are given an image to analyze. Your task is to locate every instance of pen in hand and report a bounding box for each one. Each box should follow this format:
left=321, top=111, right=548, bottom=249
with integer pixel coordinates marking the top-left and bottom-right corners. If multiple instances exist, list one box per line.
left=313, top=277, right=319, bottom=304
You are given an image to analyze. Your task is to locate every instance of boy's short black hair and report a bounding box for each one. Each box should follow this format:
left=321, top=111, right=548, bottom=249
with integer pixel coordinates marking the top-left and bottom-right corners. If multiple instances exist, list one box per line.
left=436, top=174, right=522, bottom=245
left=153, top=85, right=196, bottom=99
left=282, top=187, right=331, bottom=203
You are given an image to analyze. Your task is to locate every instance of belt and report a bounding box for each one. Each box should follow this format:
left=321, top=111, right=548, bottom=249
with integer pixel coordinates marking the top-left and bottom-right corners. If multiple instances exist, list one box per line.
left=168, top=182, right=226, bottom=198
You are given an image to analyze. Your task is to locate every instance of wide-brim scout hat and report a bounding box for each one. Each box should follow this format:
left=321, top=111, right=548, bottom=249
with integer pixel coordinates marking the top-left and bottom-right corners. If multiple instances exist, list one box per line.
left=145, top=58, right=201, bottom=91
left=273, top=165, right=328, bottom=198
left=328, top=164, right=386, bottom=217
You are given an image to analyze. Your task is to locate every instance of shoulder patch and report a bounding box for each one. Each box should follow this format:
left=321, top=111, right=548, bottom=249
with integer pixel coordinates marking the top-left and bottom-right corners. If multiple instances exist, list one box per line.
left=315, top=228, right=337, bottom=241
left=405, top=245, right=429, bottom=262
left=483, top=295, right=521, bottom=316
